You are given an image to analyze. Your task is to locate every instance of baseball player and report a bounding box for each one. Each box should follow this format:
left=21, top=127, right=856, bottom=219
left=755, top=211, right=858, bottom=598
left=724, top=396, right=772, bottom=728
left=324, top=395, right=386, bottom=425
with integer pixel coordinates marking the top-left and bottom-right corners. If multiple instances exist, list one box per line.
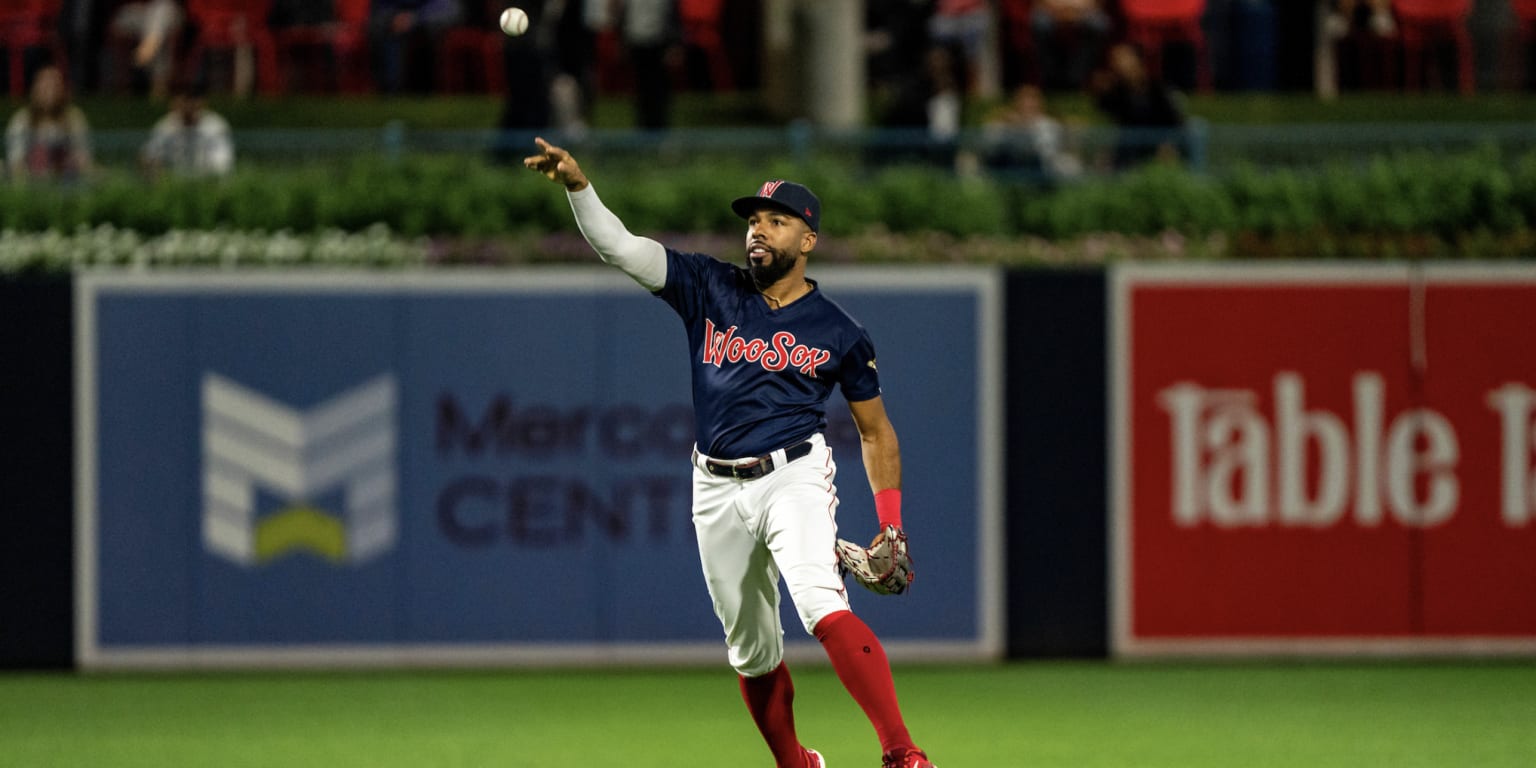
left=523, top=138, right=936, bottom=768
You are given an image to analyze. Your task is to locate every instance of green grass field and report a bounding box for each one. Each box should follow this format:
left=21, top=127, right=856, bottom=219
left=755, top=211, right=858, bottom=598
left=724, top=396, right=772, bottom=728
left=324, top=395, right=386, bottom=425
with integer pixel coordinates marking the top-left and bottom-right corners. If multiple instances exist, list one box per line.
left=3, top=661, right=1533, bottom=767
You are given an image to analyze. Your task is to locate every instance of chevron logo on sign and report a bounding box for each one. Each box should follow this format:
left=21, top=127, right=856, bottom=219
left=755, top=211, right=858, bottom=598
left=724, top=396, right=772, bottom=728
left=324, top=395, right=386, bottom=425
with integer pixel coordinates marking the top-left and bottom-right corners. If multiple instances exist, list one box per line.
left=201, top=373, right=398, bottom=566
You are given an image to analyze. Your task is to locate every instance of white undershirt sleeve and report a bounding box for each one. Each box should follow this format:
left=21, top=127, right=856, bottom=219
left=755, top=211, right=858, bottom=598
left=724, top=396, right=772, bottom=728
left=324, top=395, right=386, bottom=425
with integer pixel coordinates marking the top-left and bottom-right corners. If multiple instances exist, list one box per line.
left=567, top=184, right=667, bottom=292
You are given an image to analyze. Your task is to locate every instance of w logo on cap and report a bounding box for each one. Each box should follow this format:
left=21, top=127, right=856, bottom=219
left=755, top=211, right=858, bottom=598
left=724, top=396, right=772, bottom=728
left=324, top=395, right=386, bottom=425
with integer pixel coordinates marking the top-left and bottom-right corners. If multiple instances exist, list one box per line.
left=732, top=179, right=822, bottom=233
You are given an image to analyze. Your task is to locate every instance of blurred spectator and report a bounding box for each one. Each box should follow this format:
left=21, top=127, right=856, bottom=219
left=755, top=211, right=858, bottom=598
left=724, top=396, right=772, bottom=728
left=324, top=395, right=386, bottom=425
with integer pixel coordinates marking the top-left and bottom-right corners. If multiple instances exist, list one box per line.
left=370, top=0, right=465, bottom=94
left=173, top=0, right=285, bottom=98
left=867, top=0, right=932, bottom=95
left=5, top=65, right=92, bottom=184
left=1325, top=0, right=1396, bottom=37
left=1315, top=0, right=1396, bottom=98
left=867, top=0, right=933, bottom=155
left=980, top=83, right=1082, bottom=184
left=493, top=1, right=592, bottom=162
left=877, top=43, right=965, bottom=169
left=1204, top=0, right=1278, bottom=92
left=106, top=0, right=186, bottom=99
left=495, top=0, right=560, bottom=150
left=141, top=81, right=234, bottom=179
left=928, top=0, right=992, bottom=95
left=621, top=0, right=681, bottom=131
left=549, top=0, right=597, bottom=137
left=1030, top=0, right=1111, bottom=91
left=924, top=44, right=963, bottom=148
left=1090, top=43, right=1188, bottom=170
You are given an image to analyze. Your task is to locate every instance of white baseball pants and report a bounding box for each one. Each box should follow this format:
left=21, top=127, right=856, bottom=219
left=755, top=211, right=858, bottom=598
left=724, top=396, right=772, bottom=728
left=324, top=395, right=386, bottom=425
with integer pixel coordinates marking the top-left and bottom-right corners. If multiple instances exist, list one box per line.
left=690, top=433, right=851, bottom=677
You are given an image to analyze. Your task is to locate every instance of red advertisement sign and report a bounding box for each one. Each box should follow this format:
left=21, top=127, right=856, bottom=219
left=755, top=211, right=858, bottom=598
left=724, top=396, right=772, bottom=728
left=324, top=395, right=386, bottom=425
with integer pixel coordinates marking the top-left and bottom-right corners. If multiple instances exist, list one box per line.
left=1113, top=265, right=1536, bottom=655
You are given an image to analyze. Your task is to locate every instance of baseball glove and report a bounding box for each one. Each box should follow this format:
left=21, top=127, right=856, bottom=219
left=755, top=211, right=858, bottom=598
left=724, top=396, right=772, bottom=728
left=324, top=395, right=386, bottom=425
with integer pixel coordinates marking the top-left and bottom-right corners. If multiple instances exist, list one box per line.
left=835, top=525, right=914, bottom=595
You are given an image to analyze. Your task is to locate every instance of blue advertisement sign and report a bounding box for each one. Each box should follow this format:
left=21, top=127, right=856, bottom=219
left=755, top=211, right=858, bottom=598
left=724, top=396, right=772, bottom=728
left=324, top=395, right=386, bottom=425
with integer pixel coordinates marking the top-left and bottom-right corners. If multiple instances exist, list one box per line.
left=76, top=269, right=1000, bottom=667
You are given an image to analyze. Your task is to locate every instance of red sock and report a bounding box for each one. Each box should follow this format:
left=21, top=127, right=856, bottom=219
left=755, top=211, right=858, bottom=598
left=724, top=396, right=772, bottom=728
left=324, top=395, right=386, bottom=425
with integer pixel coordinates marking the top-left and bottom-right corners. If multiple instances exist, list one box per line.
left=813, top=610, right=915, bottom=756
left=739, top=662, right=811, bottom=768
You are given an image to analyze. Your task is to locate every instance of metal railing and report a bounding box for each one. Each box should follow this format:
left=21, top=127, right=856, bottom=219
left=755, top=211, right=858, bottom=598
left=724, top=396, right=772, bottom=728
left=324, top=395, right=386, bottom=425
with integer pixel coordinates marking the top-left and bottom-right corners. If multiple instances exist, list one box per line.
left=81, top=120, right=1536, bottom=175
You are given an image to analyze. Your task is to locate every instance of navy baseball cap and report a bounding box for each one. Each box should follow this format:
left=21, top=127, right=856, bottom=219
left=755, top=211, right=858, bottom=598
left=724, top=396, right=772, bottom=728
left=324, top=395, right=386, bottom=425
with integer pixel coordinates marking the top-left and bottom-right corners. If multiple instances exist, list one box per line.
left=731, top=180, right=821, bottom=233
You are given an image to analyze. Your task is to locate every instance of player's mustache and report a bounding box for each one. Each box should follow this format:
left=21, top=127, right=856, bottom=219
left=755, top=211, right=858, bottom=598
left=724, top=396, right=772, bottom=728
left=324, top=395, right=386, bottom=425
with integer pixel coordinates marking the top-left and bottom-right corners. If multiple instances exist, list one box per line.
left=745, top=240, right=782, bottom=262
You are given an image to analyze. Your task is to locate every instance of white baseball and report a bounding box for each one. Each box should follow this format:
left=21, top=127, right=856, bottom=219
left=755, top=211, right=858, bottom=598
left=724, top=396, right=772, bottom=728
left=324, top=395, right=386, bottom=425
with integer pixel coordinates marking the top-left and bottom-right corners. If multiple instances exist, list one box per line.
left=499, top=7, right=529, bottom=36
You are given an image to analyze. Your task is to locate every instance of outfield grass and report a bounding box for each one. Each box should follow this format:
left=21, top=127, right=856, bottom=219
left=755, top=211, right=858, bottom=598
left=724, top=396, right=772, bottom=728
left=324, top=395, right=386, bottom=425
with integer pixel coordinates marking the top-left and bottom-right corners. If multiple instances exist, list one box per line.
left=2, top=661, right=1533, bottom=767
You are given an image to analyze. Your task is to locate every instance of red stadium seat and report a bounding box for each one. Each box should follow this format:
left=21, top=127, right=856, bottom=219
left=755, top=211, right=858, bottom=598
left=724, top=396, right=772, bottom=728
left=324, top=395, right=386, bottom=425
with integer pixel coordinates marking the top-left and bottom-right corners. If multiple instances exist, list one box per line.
left=1120, top=0, right=1211, bottom=92
left=0, top=0, right=69, bottom=98
left=997, top=0, right=1037, bottom=86
left=182, top=0, right=282, bottom=96
left=1391, top=0, right=1474, bottom=94
left=678, top=0, right=732, bottom=91
left=1514, top=0, right=1536, bottom=88
left=437, top=0, right=506, bottom=94
left=1516, top=0, right=1536, bottom=25
left=275, top=0, right=373, bottom=94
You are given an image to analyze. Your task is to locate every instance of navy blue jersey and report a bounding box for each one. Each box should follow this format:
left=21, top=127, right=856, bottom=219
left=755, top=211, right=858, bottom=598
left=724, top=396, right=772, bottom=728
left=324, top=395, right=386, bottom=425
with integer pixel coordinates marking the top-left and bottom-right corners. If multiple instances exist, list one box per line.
left=655, top=248, right=882, bottom=458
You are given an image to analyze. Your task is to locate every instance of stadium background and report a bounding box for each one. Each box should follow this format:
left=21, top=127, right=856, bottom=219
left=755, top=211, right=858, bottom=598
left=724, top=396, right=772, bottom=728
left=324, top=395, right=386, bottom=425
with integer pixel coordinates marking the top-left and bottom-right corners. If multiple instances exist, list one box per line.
left=3, top=2, right=1535, bottom=766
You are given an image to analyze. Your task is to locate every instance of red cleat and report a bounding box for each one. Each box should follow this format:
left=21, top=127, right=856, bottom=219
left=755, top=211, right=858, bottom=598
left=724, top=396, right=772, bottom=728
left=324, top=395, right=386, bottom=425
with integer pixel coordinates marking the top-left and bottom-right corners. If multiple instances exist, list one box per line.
left=881, top=749, right=936, bottom=768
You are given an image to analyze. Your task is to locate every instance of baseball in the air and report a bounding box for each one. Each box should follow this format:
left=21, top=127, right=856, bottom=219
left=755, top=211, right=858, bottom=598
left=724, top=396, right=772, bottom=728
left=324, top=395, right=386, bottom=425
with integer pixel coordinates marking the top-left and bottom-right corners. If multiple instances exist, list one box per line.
left=499, top=7, right=529, bottom=36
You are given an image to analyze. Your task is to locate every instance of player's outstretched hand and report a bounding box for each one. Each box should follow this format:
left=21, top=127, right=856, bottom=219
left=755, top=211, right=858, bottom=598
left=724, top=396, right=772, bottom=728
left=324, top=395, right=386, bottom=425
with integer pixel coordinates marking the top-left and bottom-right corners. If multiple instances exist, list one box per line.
left=524, top=137, right=589, bottom=192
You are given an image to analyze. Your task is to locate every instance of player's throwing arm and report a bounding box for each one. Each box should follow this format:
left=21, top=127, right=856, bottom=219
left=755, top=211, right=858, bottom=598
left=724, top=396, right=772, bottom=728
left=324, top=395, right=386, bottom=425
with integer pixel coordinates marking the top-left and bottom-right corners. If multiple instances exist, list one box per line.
left=522, top=138, right=665, bottom=291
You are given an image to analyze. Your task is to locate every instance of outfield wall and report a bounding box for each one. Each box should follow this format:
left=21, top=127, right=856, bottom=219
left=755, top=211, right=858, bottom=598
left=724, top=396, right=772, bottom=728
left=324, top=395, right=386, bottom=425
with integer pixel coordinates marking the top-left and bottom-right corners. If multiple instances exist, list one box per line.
left=1112, top=264, right=1536, bottom=656
left=0, top=277, right=74, bottom=670
left=68, top=269, right=1003, bottom=669
left=1004, top=269, right=1109, bottom=657
left=6, top=263, right=1535, bottom=669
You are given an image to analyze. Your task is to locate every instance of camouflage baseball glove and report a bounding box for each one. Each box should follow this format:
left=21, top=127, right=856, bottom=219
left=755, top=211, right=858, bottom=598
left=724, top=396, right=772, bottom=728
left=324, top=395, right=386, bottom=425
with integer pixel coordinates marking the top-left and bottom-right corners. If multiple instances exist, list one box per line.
left=835, top=525, right=914, bottom=595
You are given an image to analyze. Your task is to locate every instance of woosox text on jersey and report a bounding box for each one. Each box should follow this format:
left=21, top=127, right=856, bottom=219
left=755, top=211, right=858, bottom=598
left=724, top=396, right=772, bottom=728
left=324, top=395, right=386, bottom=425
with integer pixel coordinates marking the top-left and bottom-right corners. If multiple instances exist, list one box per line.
left=702, top=319, right=832, bottom=376
left=1156, top=371, right=1536, bottom=529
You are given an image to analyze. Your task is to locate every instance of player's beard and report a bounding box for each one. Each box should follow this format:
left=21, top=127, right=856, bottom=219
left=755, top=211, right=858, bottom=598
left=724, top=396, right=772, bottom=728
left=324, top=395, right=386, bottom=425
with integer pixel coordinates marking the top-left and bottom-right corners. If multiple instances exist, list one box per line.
left=747, top=246, right=798, bottom=291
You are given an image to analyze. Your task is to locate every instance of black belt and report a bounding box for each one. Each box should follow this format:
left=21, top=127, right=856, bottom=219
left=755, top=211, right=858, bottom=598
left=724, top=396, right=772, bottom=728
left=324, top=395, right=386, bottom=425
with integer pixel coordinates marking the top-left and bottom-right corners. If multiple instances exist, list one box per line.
left=702, top=441, right=814, bottom=480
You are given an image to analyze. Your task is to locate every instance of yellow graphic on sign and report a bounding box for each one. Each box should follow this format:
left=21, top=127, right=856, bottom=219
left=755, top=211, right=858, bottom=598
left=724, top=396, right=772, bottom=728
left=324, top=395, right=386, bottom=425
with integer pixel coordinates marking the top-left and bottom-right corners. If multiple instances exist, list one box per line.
left=254, top=505, right=347, bottom=563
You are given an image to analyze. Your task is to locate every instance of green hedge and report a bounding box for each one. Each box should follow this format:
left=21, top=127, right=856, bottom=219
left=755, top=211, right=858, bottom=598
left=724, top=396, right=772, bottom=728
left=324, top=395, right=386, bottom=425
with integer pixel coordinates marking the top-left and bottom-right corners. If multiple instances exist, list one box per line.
left=5, top=147, right=1536, bottom=260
